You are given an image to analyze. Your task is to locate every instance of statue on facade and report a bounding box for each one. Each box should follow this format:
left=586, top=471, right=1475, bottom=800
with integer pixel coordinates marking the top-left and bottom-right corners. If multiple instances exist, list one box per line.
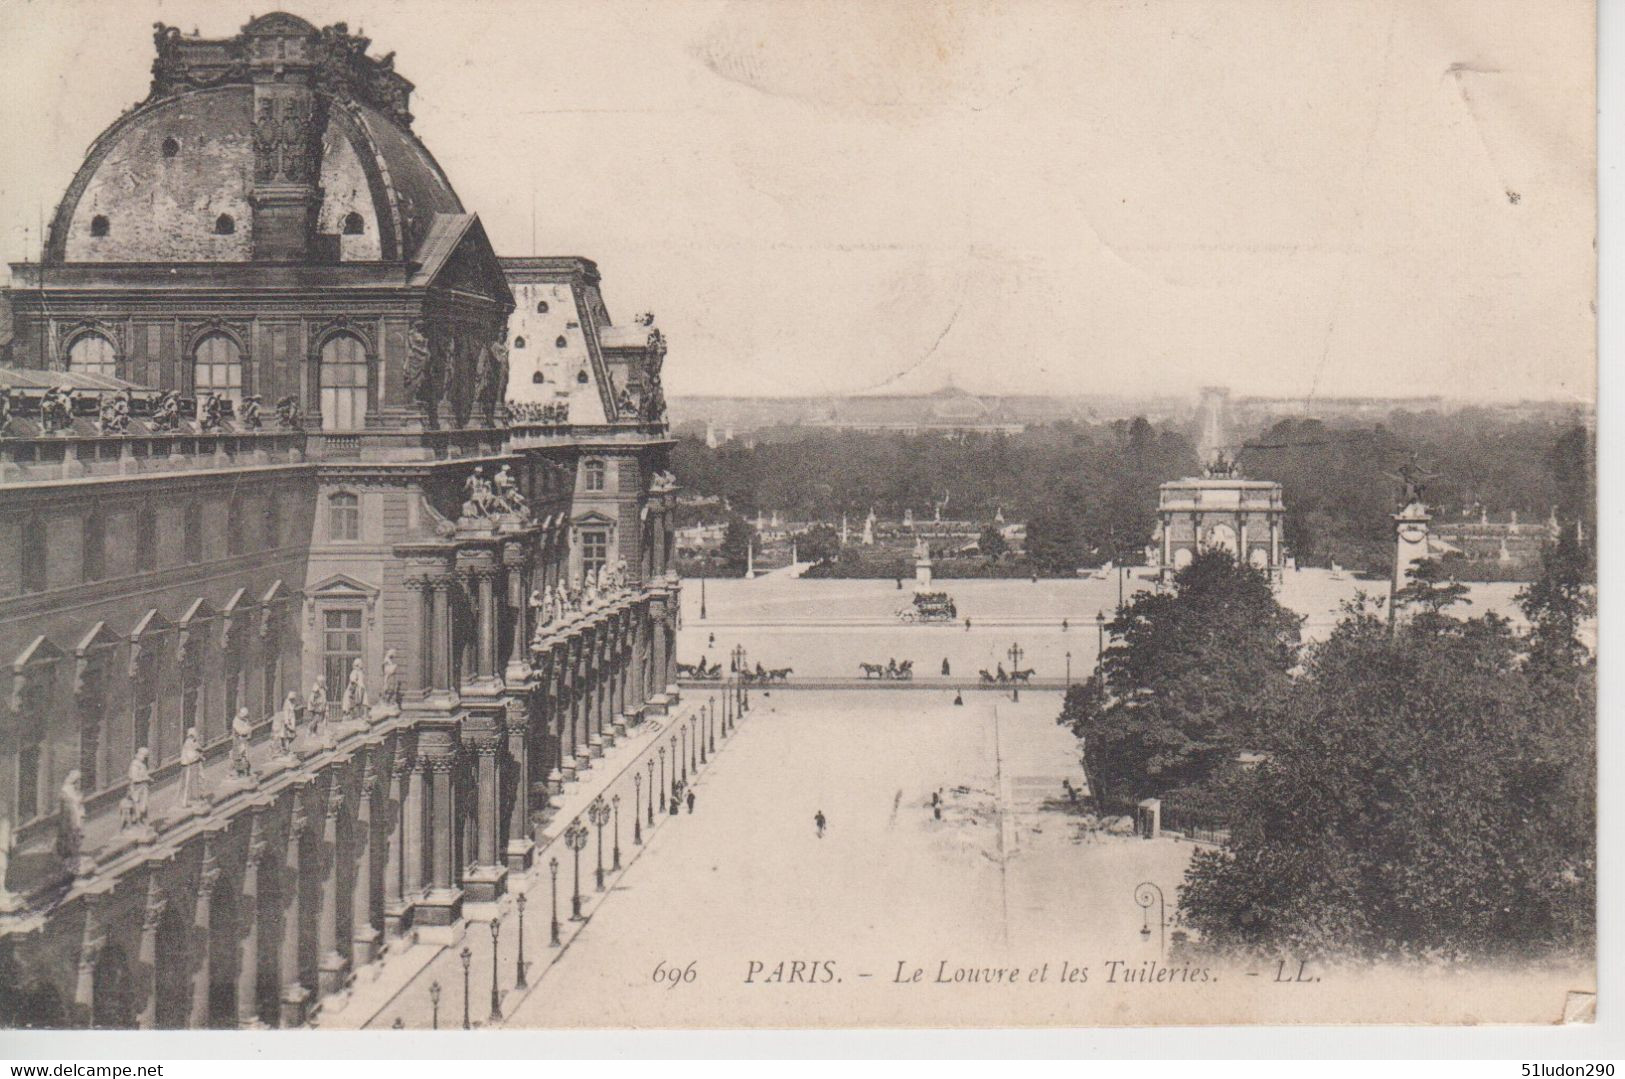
left=178, top=728, right=205, bottom=806
left=613, top=558, right=628, bottom=589
left=231, top=707, right=255, bottom=779
left=307, top=677, right=329, bottom=739
left=342, top=657, right=368, bottom=722
left=274, top=394, right=303, bottom=430
left=1386, top=452, right=1438, bottom=510
left=151, top=391, right=182, bottom=432
left=528, top=587, right=550, bottom=630
left=199, top=392, right=226, bottom=432
left=240, top=394, right=262, bottom=430
left=56, top=771, right=86, bottom=868
left=0, top=389, right=12, bottom=436
left=492, top=464, right=528, bottom=516
left=125, top=747, right=152, bottom=828
left=462, top=466, right=499, bottom=519
left=275, top=691, right=301, bottom=757
left=380, top=649, right=401, bottom=706
left=96, top=391, right=131, bottom=435
left=475, top=341, right=509, bottom=426
left=404, top=320, right=441, bottom=419
left=40, top=386, right=75, bottom=434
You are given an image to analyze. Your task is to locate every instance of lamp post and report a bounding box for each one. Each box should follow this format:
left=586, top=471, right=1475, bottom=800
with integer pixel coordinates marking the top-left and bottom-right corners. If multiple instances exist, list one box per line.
left=1065, top=650, right=1072, bottom=688
left=515, top=893, right=528, bottom=988
left=429, top=980, right=441, bottom=1030
left=689, top=720, right=697, bottom=772
left=679, top=724, right=688, bottom=781
left=1096, top=610, right=1106, bottom=676
left=709, top=699, right=717, bottom=751
left=588, top=796, right=610, bottom=892
left=612, top=793, right=622, bottom=870
left=489, top=916, right=502, bottom=1022
left=700, top=567, right=707, bottom=620
left=548, top=856, right=561, bottom=945
left=634, top=771, right=644, bottom=844
left=459, top=946, right=472, bottom=1030
left=564, top=820, right=588, bottom=920
left=1007, top=642, right=1023, bottom=702
left=1135, top=881, right=1167, bottom=955
left=700, top=710, right=708, bottom=764
left=658, top=747, right=667, bottom=812
left=646, top=758, right=656, bottom=826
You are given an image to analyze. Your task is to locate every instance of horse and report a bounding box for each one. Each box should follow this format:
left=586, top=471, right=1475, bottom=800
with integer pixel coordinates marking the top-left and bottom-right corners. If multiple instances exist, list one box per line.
left=1010, top=668, right=1035, bottom=683
left=895, top=660, right=914, bottom=681
left=676, top=662, right=698, bottom=678
left=859, top=662, right=885, bottom=679
left=767, top=667, right=793, bottom=683
left=978, top=669, right=995, bottom=685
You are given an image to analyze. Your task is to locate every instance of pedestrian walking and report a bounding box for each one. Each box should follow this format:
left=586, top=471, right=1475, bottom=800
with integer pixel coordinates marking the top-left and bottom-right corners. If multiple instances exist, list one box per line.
left=941, top=657, right=951, bottom=676
left=686, top=790, right=696, bottom=814
left=953, top=690, right=963, bottom=706
left=964, top=617, right=972, bottom=632
left=814, top=810, right=826, bottom=838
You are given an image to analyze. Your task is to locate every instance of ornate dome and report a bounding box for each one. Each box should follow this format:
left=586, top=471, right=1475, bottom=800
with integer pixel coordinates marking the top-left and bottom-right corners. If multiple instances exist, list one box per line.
left=45, top=13, right=464, bottom=265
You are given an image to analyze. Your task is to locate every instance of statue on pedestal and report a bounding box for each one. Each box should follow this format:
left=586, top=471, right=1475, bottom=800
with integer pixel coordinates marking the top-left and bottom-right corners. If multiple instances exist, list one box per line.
left=493, top=464, right=528, bottom=516
left=151, top=391, right=182, bottom=433
left=179, top=729, right=205, bottom=806
left=342, top=658, right=368, bottom=723
left=307, top=678, right=328, bottom=740
left=275, top=692, right=300, bottom=757
left=56, top=771, right=85, bottom=869
left=126, top=748, right=152, bottom=828
left=240, top=395, right=262, bottom=430
left=380, top=649, right=401, bottom=706
left=231, top=708, right=255, bottom=779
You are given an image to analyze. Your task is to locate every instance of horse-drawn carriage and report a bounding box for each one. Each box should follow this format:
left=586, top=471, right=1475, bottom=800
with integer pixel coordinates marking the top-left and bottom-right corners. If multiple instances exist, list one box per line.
left=860, top=659, right=914, bottom=681
left=897, top=591, right=957, bottom=624
left=676, top=658, right=722, bottom=681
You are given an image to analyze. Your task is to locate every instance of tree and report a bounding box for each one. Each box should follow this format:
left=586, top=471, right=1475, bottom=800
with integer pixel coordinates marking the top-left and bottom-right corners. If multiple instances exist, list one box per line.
left=978, top=524, right=1009, bottom=562
left=1059, top=550, right=1301, bottom=805
left=797, top=523, right=841, bottom=566
left=1179, top=591, right=1594, bottom=961
left=1024, top=504, right=1085, bottom=575
left=719, top=514, right=754, bottom=576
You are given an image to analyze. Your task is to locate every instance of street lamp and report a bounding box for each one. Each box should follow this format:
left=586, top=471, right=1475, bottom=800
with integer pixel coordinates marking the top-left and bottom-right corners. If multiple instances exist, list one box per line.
left=1135, top=881, right=1167, bottom=955
left=700, top=566, right=707, bottom=620
left=515, top=893, right=528, bottom=989
left=588, top=796, right=610, bottom=892
left=1096, top=610, right=1106, bottom=676
left=489, top=916, right=502, bottom=1022
left=700, top=711, right=708, bottom=764
left=459, top=946, right=472, bottom=1029
left=688, top=720, right=697, bottom=773
left=1007, top=642, right=1023, bottom=702
left=548, top=857, right=561, bottom=945
left=1065, top=650, right=1072, bottom=688
left=658, top=746, right=667, bottom=812
left=612, top=793, right=623, bottom=871
left=709, top=699, right=717, bottom=752
left=565, top=819, right=588, bottom=920
left=429, top=980, right=441, bottom=1030
left=634, top=770, right=644, bottom=845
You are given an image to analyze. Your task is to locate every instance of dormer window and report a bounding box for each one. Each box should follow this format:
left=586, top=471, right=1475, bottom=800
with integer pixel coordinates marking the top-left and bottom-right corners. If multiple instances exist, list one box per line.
left=161, top=137, right=180, bottom=158
left=577, top=370, right=589, bottom=384
left=214, top=214, right=236, bottom=235
left=555, top=335, right=568, bottom=348
left=514, top=336, right=526, bottom=349
left=536, top=301, right=550, bottom=314
left=342, top=212, right=365, bottom=235
left=532, top=371, right=545, bottom=384
left=90, top=215, right=109, bottom=238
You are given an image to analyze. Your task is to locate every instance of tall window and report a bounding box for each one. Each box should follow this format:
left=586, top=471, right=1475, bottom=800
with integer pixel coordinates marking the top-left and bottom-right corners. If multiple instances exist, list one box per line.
left=179, top=657, right=201, bottom=757
left=263, top=494, right=281, bottom=549
left=67, top=332, right=117, bottom=377
left=131, top=652, right=157, bottom=759
left=20, top=519, right=48, bottom=593
left=135, top=506, right=157, bottom=572
left=582, top=529, right=609, bottom=576
left=227, top=496, right=245, bottom=556
left=262, top=649, right=281, bottom=719
left=78, top=671, right=105, bottom=792
left=319, top=334, right=368, bottom=430
left=323, top=609, right=363, bottom=715
left=584, top=459, right=606, bottom=492
left=328, top=492, right=360, bottom=541
left=183, top=501, right=203, bottom=563
left=82, top=512, right=105, bottom=582
left=193, top=333, right=243, bottom=408
left=14, top=677, right=49, bottom=822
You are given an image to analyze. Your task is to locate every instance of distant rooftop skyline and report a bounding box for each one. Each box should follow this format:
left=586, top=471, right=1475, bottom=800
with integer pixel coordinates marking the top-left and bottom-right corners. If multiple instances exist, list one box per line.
left=0, top=0, right=1594, bottom=403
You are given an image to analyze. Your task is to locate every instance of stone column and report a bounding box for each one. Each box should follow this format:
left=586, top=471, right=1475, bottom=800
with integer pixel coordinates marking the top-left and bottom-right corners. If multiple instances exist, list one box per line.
left=351, top=753, right=380, bottom=968
left=650, top=596, right=668, bottom=702
left=136, top=871, right=166, bottom=1030
left=475, top=569, right=497, bottom=681
left=1162, top=513, right=1173, bottom=569
left=430, top=755, right=455, bottom=891
left=279, top=799, right=310, bottom=1028
left=431, top=578, right=454, bottom=692
left=73, top=895, right=104, bottom=1029
left=237, top=815, right=267, bottom=1028
left=403, top=758, right=425, bottom=899
left=580, top=634, right=600, bottom=762
left=189, top=848, right=221, bottom=1028
left=476, top=740, right=500, bottom=869
left=411, top=578, right=435, bottom=694
left=382, top=749, right=408, bottom=939
left=505, top=697, right=533, bottom=872
left=317, top=777, right=348, bottom=997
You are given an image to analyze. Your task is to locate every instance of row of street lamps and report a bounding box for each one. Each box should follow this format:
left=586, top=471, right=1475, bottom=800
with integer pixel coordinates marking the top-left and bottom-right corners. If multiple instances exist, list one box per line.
left=424, top=687, right=745, bottom=1029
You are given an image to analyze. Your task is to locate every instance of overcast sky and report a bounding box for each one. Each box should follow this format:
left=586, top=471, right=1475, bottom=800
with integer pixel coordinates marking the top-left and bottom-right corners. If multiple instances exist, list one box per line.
left=0, top=0, right=1595, bottom=401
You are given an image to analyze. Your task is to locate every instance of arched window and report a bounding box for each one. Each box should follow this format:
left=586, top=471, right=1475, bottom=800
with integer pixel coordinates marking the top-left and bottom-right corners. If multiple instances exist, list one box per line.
left=328, top=492, right=360, bottom=541
left=90, top=215, right=109, bottom=238
left=584, top=459, right=606, bottom=492
left=536, top=300, right=549, bottom=314
left=555, top=335, right=568, bottom=348
left=514, top=336, right=526, bottom=349
left=214, top=214, right=235, bottom=235
left=67, top=332, right=117, bottom=377
left=342, top=212, right=365, bottom=235
left=531, top=371, right=545, bottom=384
left=319, top=333, right=368, bottom=430
left=193, top=332, right=242, bottom=406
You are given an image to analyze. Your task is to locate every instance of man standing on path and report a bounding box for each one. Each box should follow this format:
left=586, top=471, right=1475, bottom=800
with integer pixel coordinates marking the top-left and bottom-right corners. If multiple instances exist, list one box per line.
left=686, top=789, right=696, bottom=814
left=814, top=810, right=826, bottom=838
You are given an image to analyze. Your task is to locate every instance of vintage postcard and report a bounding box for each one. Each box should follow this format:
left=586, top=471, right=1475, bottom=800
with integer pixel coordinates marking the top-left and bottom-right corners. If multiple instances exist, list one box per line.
left=0, top=0, right=1596, bottom=1034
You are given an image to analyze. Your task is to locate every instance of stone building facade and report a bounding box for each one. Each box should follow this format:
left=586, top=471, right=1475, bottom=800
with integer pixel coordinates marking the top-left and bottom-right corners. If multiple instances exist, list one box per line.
left=0, top=14, right=679, bottom=1028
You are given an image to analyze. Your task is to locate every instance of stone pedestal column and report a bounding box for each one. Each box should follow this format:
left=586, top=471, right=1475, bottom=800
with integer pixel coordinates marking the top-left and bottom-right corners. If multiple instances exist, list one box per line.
left=431, top=579, right=453, bottom=692
left=411, top=578, right=435, bottom=694
left=279, top=802, right=310, bottom=1028
left=317, top=780, right=349, bottom=997
left=189, top=853, right=220, bottom=1028
left=237, top=818, right=267, bottom=1028
left=382, top=752, right=409, bottom=940
left=351, top=755, right=380, bottom=968
left=504, top=697, right=534, bottom=872
left=414, top=748, right=463, bottom=927
left=136, top=874, right=166, bottom=1030
left=475, top=569, right=497, bottom=681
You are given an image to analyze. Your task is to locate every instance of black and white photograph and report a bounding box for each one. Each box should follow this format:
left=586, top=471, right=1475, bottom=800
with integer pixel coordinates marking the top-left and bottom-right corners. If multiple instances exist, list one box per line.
left=0, top=0, right=1602, bottom=1047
